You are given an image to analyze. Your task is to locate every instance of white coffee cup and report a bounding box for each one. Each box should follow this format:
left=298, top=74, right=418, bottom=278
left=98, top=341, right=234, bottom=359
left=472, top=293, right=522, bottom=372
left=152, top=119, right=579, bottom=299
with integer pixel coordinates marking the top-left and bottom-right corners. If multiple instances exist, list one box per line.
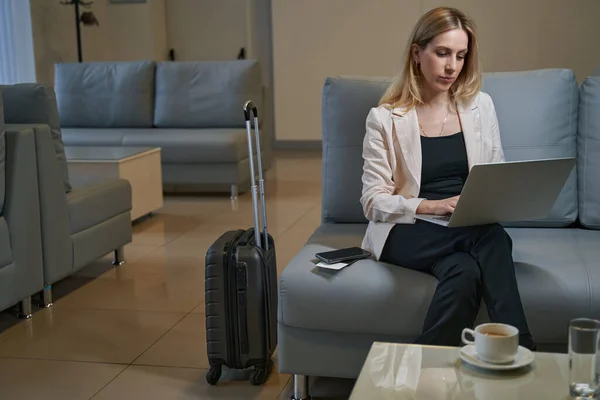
left=461, top=323, right=519, bottom=364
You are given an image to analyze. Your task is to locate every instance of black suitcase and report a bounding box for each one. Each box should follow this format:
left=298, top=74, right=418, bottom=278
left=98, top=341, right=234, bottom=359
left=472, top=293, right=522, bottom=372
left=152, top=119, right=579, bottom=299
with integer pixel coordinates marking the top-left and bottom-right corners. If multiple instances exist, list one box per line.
left=204, top=101, right=278, bottom=386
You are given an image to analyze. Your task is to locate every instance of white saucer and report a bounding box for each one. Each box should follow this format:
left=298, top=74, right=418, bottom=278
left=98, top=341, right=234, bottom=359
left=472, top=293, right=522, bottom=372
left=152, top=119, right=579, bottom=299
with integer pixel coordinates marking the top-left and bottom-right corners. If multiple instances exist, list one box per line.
left=459, top=345, right=534, bottom=371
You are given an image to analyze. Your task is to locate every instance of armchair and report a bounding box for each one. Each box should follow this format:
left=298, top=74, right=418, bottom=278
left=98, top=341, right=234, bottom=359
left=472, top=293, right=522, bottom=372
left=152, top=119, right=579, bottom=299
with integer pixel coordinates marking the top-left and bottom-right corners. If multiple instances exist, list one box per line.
left=0, top=88, right=44, bottom=317
left=2, top=83, right=132, bottom=306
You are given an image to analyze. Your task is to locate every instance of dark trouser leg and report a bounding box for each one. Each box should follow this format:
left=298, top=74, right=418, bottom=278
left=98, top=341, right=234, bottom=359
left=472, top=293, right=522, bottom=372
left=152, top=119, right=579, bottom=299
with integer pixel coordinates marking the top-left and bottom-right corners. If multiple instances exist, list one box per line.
left=416, top=252, right=482, bottom=346
left=380, top=223, right=483, bottom=346
left=466, top=224, right=535, bottom=350
left=380, top=221, right=536, bottom=350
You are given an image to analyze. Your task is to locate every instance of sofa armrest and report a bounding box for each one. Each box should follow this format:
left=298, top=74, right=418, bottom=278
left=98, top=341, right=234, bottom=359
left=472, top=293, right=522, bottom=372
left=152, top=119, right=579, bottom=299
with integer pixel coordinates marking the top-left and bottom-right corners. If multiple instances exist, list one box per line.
left=6, top=123, right=72, bottom=285
left=3, top=127, right=44, bottom=302
left=68, top=178, right=132, bottom=234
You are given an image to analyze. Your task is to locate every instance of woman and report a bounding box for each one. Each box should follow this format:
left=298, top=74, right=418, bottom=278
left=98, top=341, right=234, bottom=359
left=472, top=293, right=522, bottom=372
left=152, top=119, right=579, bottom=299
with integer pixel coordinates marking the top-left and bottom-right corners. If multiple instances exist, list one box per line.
left=359, top=6, right=536, bottom=350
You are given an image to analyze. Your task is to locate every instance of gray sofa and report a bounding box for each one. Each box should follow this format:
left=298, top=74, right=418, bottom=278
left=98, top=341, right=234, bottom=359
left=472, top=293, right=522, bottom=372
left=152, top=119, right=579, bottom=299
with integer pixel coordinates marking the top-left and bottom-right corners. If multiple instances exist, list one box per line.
left=278, top=69, right=600, bottom=397
left=0, top=88, right=44, bottom=318
left=2, top=83, right=133, bottom=307
left=53, top=60, right=271, bottom=198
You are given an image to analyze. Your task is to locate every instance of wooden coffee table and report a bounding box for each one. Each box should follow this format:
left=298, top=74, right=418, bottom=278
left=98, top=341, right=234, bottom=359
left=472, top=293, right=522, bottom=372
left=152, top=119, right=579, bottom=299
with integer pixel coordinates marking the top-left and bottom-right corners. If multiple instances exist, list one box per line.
left=350, top=341, right=571, bottom=399
left=65, top=146, right=163, bottom=221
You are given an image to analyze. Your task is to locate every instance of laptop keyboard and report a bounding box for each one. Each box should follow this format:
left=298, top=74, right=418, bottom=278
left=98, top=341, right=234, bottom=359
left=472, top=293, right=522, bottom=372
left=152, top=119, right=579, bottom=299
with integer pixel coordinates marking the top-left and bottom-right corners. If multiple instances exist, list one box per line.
left=432, top=215, right=451, bottom=222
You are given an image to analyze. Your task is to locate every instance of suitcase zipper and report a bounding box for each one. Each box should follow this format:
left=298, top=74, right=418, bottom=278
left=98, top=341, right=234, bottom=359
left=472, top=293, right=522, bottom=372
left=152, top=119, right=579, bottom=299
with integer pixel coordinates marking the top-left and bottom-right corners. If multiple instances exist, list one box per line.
left=261, top=246, right=274, bottom=357
left=236, top=262, right=249, bottom=355
left=224, top=230, right=244, bottom=369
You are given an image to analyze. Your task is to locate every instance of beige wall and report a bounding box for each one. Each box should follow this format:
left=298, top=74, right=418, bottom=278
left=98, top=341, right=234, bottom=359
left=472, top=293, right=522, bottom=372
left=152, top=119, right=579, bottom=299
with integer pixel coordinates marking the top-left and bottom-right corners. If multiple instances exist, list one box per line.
left=30, top=0, right=111, bottom=85
left=248, top=0, right=274, bottom=143
left=152, top=0, right=168, bottom=61
left=272, top=0, right=600, bottom=142
left=164, top=0, right=272, bottom=83
left=247, top=0, right=272, bottom=86
left=29, top=0, right=168, bottom=86
left=165, top=0, right=248, bottom=61
left=109, top=0, right=167, bottom=61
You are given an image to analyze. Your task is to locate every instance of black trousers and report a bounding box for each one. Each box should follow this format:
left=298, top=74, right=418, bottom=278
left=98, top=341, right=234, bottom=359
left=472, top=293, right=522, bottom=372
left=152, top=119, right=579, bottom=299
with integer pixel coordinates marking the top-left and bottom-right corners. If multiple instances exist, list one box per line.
left=380, top=220, right=536, bottom=350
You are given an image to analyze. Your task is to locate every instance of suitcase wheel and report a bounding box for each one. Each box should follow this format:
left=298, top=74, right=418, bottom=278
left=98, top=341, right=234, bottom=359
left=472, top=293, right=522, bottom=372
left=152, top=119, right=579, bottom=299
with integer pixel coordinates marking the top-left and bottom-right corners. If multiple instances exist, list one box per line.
left=206, top=365, right=222, bottom=385
left=250, top=359, right=273, bottom=386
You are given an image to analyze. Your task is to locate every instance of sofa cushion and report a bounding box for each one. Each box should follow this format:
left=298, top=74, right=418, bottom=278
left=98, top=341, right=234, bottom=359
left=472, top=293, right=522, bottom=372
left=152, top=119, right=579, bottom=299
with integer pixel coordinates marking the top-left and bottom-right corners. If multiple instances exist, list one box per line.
left=482, top=69, right=579, bottom=227
left=321, top=76, right=391, bottom=223
left=61, top=128, right=130, bottom=146
left=505, top=228, right=600, bottom=333
left=278, top=223, right=598, bottom=344
left=67, top=178, right=131, bottom=235
left=1, top=84, right=71, bottom=192
left=153, top=60, right=262, bottom=128
left=578, top=76, right=600, bottom=229
left=0, top=87, right=6, bottom=214
left=0, top=217, right=12, bottom=269
left=121, top=128, right=264, bottom=163
left=570, top=228, right=600, bottom=318
left=55, top=61, right=155, bottom=128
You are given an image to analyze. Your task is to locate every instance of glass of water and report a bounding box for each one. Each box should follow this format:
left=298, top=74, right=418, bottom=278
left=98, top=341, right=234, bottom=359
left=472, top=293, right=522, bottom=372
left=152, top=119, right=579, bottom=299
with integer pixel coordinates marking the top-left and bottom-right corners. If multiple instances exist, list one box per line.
left=569, top=318, right=600, bottom=398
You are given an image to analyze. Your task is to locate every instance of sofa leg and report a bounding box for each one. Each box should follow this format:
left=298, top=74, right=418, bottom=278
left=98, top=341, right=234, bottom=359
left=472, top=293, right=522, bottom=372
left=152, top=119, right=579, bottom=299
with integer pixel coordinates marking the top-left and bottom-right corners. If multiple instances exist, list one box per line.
left=291, top=375, right=311, bottom=400
left=17, top=297, right=32, bottom=319
left=113, top=247, right=125, bottom=266
left=230, top=184, right=239, bottom=200
left=41, top=286, right=53, bottom=308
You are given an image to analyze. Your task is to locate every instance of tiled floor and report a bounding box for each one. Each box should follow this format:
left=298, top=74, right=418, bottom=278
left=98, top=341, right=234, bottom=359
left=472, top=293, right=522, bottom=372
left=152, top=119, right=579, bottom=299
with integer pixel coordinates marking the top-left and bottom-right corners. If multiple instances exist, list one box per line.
left=0, top=151, right=354, bottom=399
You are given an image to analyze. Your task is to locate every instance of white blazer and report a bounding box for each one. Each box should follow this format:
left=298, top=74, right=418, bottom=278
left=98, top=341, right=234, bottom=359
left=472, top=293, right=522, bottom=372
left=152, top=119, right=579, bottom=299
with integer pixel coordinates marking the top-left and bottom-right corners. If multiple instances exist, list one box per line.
left=359, top=91, right=506, bottom=260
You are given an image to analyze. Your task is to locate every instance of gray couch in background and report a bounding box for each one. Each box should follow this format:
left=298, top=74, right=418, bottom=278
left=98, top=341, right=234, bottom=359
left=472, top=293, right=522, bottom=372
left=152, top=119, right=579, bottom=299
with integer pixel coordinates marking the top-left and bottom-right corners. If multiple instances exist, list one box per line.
left=2, top=83, right=132, bottom=307
left=277, top=69, right=600, bottom=397
left=0, top=89, right=44, bottom=318
left=54, top=60, right=271, bottom=198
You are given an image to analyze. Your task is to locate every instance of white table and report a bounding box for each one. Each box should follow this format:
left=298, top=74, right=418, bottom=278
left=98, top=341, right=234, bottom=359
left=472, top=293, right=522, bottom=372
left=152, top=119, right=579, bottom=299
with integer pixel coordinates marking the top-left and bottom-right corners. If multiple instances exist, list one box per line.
left=350, top=342, right=572, bottom=399
left=65, top=146, right=164, bottom=221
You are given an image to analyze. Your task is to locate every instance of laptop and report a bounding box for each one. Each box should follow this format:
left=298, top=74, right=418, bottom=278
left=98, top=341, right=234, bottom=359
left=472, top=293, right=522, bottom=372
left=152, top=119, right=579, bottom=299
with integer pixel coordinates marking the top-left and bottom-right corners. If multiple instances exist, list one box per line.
left=415, top=157, right=576, bottom=228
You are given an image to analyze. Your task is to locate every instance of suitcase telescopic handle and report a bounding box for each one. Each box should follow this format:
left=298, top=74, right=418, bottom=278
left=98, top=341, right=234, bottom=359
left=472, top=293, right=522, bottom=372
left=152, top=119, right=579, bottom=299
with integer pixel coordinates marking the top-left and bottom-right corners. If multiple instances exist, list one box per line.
left=244, top=101, right=258, bottom=121
left=243, top=100, right=269, bottom=251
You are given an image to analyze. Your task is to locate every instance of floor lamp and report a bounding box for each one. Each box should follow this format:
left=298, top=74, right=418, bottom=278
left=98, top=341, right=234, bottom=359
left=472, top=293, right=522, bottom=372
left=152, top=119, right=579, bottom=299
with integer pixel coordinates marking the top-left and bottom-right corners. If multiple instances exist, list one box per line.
left=60, top=0, right=99, bottom=62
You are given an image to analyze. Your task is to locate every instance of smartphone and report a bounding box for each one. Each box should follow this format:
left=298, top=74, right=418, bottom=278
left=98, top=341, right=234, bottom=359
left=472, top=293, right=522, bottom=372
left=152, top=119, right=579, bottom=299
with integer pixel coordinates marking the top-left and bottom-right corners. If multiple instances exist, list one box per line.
left=315, top=247, right=371, bottom=264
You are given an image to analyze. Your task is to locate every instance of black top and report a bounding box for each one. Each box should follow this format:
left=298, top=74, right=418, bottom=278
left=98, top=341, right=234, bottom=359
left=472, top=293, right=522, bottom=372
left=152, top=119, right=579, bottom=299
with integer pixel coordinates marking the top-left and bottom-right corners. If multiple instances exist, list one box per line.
left=418, top=132, right=469, bottom=200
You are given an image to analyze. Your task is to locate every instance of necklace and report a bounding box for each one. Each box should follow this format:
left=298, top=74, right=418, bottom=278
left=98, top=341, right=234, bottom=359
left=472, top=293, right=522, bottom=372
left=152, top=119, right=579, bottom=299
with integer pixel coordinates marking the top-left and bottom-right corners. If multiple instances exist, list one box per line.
left=419, top=105, right=451, bottom=137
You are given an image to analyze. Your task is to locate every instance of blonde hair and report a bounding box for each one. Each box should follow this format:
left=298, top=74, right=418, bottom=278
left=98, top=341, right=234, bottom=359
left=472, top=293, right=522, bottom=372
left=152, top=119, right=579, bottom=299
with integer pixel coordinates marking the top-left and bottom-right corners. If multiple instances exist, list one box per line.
left=379, top=7, right=481, bottom=110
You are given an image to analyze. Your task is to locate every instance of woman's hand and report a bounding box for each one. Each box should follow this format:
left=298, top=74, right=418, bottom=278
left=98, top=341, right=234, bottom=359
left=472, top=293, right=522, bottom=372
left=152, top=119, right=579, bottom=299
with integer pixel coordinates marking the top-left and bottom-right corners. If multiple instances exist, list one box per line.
left=417, top=196, right=460, bottom=215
